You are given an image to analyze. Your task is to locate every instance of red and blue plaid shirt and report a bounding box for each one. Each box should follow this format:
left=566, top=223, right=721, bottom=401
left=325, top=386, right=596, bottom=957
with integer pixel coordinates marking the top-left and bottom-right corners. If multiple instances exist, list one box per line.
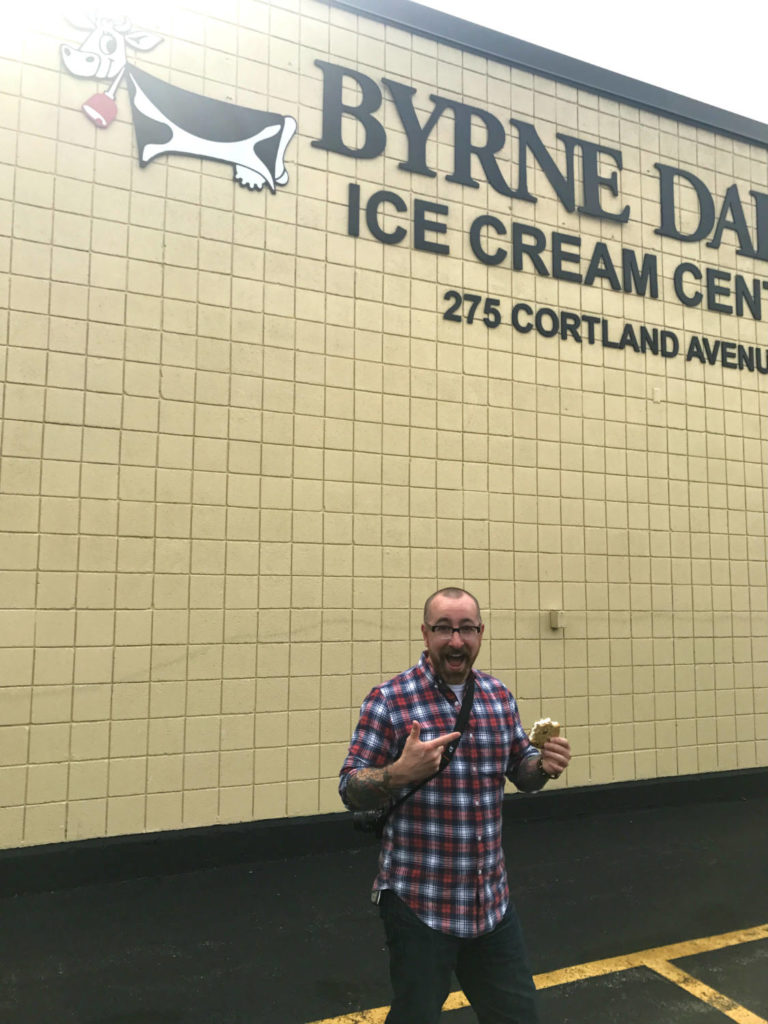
left=340, top=652, right=537, bottom=937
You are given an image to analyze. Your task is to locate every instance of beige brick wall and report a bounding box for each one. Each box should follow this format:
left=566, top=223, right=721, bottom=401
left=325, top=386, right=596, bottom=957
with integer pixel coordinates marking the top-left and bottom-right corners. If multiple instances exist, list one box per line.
left=0, top=0, right=766, bottom=849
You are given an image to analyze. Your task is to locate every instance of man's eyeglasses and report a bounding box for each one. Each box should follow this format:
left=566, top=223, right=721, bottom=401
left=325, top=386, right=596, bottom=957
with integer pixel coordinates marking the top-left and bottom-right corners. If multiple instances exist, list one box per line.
left=425, top=623, right=482, bottom=639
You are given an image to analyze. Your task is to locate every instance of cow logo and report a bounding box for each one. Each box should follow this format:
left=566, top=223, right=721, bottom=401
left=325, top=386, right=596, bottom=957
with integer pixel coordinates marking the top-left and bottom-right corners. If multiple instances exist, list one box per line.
left=60, top=14, right=297, bottom=193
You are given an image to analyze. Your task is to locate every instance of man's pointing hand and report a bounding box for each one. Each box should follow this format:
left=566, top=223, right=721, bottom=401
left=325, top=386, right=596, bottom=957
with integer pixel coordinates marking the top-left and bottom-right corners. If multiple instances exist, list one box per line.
left=391, top=721, right=462, bottom=786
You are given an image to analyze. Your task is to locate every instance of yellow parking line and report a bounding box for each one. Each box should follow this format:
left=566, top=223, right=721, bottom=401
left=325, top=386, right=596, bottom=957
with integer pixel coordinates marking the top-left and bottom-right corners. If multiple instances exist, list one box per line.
left=306, top=923, right=768, bottom=1024
left=650, top=960, right=767, bottom=1024
left=533, top=922, right=768, bottom=989
left=308, top=1012, right=388, bottom=1024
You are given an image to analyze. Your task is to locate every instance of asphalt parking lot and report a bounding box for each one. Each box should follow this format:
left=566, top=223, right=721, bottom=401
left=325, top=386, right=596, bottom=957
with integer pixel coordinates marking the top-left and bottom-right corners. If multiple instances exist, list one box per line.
left=315, top=927, right=768, bottom=1024
left=1, top=787, right=766, bottom=1024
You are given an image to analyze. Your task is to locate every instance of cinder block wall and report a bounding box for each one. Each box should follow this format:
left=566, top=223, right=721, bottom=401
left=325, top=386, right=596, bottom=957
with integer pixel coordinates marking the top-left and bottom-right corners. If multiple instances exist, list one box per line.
left=0, top=0, right=766, bottom=850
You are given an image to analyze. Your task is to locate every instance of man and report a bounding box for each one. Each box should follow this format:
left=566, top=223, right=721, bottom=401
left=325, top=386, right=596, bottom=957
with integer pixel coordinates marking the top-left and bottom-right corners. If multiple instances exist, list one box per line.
left=339, top=587, right=571, bottom=1024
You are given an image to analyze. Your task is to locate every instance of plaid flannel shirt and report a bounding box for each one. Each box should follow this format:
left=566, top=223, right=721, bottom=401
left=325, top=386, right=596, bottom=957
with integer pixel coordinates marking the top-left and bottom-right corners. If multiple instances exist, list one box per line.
left=340, top=652, right=537, bottom=938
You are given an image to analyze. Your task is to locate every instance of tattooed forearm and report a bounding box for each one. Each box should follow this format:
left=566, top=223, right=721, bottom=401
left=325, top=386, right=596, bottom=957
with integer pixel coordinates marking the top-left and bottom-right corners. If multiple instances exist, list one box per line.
left=346, top=767, right=396, bottom=810
left=514, top=754, right=547, bottom=793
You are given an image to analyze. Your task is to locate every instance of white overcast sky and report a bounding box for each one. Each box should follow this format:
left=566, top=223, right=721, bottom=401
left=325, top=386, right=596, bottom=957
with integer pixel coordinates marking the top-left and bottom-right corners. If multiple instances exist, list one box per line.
left=416, top=0, right=768, bottom=126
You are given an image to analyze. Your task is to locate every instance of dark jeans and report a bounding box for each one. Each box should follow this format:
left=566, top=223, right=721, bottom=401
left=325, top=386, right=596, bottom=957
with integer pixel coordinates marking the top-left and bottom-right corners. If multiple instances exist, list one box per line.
left=379, top=890, right=539, bottom=1024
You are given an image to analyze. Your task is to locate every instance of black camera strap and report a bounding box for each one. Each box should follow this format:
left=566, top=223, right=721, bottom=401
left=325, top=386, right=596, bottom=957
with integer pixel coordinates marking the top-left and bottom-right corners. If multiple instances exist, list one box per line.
left=382, top=673, right=475, bottom=826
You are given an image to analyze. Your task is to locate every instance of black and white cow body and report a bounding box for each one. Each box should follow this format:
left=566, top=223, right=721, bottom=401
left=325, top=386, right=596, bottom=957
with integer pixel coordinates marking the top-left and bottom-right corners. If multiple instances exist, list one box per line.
left=126, top=65, right=296, bottom=192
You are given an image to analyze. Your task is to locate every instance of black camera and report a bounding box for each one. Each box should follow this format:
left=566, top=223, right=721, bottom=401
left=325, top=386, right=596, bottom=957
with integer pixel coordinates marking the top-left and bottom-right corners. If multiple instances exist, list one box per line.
left=352, top=808, right=388, bottom=837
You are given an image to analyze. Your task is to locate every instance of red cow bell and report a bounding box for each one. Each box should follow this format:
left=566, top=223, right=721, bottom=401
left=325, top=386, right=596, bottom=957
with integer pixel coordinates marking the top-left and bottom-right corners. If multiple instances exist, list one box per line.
left=82, top=92, right=118, bottom=127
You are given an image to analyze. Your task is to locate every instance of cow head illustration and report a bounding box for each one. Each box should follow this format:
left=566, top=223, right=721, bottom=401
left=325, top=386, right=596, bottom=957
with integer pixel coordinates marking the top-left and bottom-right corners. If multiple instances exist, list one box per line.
left=60, top=13, right=296, bottom=192
left=61, top=14, right=162, bottom=126
left=60, top=14, right=162, bottom=82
